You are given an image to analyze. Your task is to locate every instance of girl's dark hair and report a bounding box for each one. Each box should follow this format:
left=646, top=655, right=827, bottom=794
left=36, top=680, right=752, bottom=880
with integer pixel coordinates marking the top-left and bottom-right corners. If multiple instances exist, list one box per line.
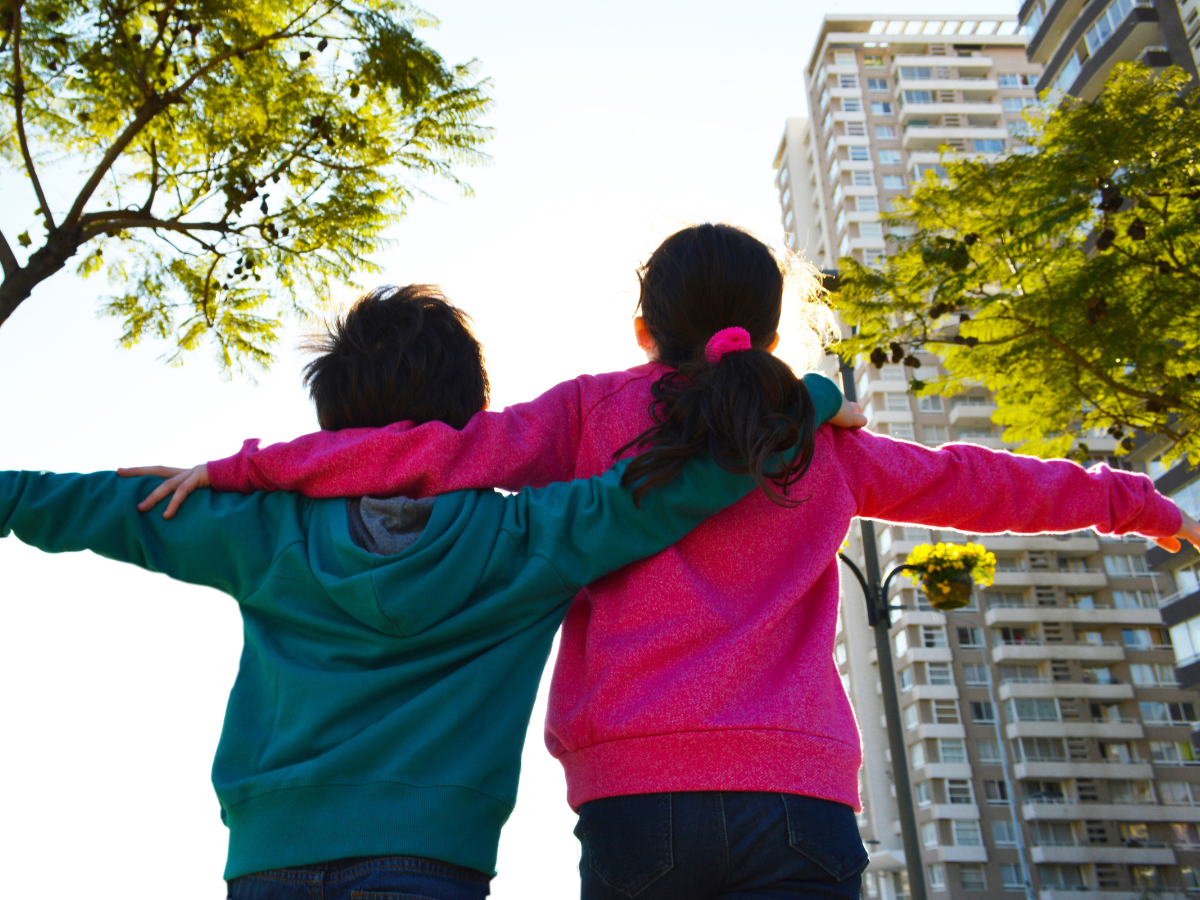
left=302, top=284, right=489, bottom=431
left=619, top=223, right=818, bottom=506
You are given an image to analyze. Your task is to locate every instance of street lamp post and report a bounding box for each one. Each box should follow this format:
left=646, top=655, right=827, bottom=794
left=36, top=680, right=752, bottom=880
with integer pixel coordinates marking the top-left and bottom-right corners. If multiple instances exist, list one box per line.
left=836, top=348, right=929, bottom=900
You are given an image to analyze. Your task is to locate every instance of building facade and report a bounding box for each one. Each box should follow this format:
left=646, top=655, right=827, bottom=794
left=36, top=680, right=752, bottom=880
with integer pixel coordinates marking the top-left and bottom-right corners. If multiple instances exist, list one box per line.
left=776, top=14, right=1200, bottom=900
left=1019, top=0, right=1199, bottom=100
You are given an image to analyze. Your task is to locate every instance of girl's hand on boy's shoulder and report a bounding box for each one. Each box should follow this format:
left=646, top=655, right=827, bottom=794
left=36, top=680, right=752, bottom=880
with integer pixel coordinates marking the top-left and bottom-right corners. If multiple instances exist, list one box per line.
left=830, top=398, right=868, bottom=430
left=1154, top=508, right=1200, bottom=553
left=117, top=464, right=210, bottom=519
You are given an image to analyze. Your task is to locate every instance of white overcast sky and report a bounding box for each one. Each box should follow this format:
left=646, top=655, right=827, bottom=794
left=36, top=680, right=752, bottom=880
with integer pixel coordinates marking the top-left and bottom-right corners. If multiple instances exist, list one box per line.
left=0, top=2, right=1014, bottom=897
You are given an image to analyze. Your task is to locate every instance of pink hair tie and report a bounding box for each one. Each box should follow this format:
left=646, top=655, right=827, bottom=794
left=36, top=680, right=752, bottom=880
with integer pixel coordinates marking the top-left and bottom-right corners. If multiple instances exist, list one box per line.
left=705, top=326, right=752, bottom=364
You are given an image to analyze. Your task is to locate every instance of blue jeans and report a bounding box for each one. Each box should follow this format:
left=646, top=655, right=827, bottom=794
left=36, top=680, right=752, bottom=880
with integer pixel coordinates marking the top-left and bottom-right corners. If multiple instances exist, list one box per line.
left=226, top=855, right=491, bottom=900
left=575, top=792, right=869, bottom=900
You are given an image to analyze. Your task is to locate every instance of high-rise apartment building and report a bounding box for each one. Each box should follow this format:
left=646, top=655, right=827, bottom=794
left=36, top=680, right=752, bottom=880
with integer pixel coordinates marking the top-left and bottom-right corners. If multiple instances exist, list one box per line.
left=775, top=14, right=1200, bottom=900
left=1020, top=0, right=1199, bottom=101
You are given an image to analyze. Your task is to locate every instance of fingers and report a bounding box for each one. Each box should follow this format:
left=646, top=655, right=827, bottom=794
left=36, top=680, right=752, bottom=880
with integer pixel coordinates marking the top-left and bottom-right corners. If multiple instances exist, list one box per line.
left=1155, top=536, right=1182, bottom=553
left=136, top=471, right=190, bottom=512
left=118, top=466, right=186, bottom=479
left=163, top=470, right=205, bottom=519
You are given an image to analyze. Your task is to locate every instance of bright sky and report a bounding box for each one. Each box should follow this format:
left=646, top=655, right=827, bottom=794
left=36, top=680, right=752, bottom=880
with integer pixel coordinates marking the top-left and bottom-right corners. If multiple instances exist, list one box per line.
left=0, top=2, right=1009, bottom=897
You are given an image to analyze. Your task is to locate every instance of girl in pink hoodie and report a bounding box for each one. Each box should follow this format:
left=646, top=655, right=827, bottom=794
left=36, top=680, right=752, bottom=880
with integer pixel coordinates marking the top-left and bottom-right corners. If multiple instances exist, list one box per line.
left=134, top=224, right=1194, bottom=900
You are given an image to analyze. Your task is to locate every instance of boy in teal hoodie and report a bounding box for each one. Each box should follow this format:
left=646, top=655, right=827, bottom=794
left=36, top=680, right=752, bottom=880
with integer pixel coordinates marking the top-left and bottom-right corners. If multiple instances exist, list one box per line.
left=0, top=285, right=848, bottom=900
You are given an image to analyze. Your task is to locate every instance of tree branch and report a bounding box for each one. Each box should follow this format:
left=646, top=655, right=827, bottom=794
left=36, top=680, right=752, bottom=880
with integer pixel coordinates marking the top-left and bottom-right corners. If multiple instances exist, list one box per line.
left=81, top=215, right=243, bottom=243
left=11, top=5, right=57, bottom=232
left=0, top=228, right=19, bottom=277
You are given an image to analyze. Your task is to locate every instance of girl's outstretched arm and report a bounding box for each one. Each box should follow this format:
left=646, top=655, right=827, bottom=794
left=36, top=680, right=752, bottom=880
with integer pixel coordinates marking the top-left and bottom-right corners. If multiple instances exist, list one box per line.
left=125, top=372, right=851, bottom=517
left=834, top=427, right=1183, bottom=541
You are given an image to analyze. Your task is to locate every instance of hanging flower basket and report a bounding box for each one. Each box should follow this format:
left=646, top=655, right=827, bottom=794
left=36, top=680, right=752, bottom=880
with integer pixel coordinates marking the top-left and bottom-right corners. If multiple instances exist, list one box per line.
left=905, top=542, right=996, bottom=612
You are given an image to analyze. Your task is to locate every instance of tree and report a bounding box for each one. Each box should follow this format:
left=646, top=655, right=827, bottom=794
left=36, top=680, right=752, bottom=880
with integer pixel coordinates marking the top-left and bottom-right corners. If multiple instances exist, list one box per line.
left=0, top=0, right=491, bottom=369
left=832, top=63, right=1200, bottom=464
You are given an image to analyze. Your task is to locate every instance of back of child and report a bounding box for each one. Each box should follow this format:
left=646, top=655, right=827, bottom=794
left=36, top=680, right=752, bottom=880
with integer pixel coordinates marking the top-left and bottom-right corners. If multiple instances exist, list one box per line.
left=195, top=226, right=1187, bottom=900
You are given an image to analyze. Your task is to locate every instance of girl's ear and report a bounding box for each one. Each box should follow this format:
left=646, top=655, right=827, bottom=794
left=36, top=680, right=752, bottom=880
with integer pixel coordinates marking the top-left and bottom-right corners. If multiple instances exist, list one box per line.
left=634, top=316, right=659, bottom=360
left=768, top=332, right=780, bottom=354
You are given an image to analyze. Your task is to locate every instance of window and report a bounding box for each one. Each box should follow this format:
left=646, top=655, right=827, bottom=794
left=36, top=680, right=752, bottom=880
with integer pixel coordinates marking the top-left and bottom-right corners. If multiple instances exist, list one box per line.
left=1113, top=590, right=1157, bottom=609
left=833, top=51, right=856, bottom=66
left=899, top=666, right=914, bottom=692
left=953, top=820, right=982, bottom=846
left=852, top=171, right=875, bottom=187
left=835, top=208, right=847, bottom=234
left=857, top=196, right=879, bottom=212
left=895, top=630, right=910, bottom=656
left=927, top=864, right=945, bottom=893
left=899, top=67, right=933, bottom=80
left=1162, top=782, right=1198, bottom=805
left=957, top=627, right=983, bottom=648
left=911, top=741, right=927, bottom=768
left=1005, top=698, right=1058, bottom=722
left=940, top=739, right=967, bottom=763
left=993, top=819, right=1017, bottom=846
left=1003, top=96, right=1035, bottom=111
left=927, top=663, right=953, bottom=686
left=867, top=77, right=888, bottom=92
left=1105, top=555, right=1149, bottom=576
left=842, top=98, right=863, bottom=113
left=1152, top=741, right=1197, bottom=764
left=998, top=73, right=1036, bottom=88
left=903, top=90, right=934, bottom=105
left=973, top=139, right=1005, bottom=154
left=838, top=74, right=859, bottom=89
left=922, top=822, right=939, bottom=848
left=1140, top=701, right=1197, bottom=724
left=849, top=145, right=870, bottom=161
left=889, top=424, right=914, bottom=441
left=1000, top=863, right=1025, bottom=890
left=962, top=664, right=988, bottom=686
left=915, top=780, right=932, bottom=806
left=1111, top=779, right=1156, bottom=804
left=871, top=101, right=894, bottom=116
left=971, top=701, right=995, bottom=723
left=918, top=395, right=943, bottom=412
left=882, top=174, right=904, bottom=190
left=984, top=780, right=1009, bottom=804
left=977, top=739, right=1001, bottom=764
left=905, top=704, right=920, bottom=730
left=934, top=701, right=961, bottom=725
left=947, top=779, right=973, bottom=804
left=923, top=626, right=947, bottom=648
left=863, top=54, right=886, bottom=68
left=960, top=864, right=986, bottom=891
left=846, top=121, right=867, bottom=137
left=879, top=149, right=902, bottom=166
left=859, top=222, right=884, bottom=241
left=923, top=426, right=949, bottom=445
left=876, top=124, right=898, bottom=139
left=1123, top=627, right=1157, bottom=649
left=1039, top=866, right=1086, bottom=890
left=1130, top=663, right=1175, bottom=685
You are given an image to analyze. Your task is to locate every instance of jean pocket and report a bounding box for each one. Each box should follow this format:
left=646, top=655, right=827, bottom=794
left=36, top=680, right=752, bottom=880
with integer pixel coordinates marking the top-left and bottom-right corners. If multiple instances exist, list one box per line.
left=349, top=893, right=438, bottom=899
left=781, top=794, right=870, bottom=882
left=575, top=793, right=674, bottom=897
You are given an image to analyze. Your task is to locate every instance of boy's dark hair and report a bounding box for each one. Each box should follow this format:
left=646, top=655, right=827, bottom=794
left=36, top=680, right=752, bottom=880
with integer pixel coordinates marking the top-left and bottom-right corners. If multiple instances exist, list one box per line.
left=619, top=224, right=817, bottom=506
left=302, top=284, right=489, bottom=431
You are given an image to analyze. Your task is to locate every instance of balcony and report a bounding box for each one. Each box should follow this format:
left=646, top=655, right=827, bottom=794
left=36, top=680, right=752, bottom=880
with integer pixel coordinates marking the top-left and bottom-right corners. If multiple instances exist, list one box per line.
left=1023, top=0, right=1089, bottom=64
left=1004, top=720, right=1144, bottom=740
left=909, top=723, right=967, bottom=743
left=992, top=641, right=1124, bottom=664
left=894, top=77, right=1000, bottom=95
left=1013, top=760, right=1153, bottom=780
left=949, top=402, right=999, bottom=424
left=905, top=684, right=960, bottom=702
left=1024, top=800, right=1200, bottom=823
left=928, top=846, right=989, bottom=863
left=902, top=126, right=1010, bottom=152
left=969, top=534, right=1100, bottom=555
left=925, top=803, right=980, bottom=820
left=1040, top=892, right=1188, bottom=900
left=1030, top=845, right=1176, bottom=865
left=898, top=100, right=1003, bottom=122
left=985, top=606, right=1163, bottom=626
left=911, top=761, right=973, bottom=781
left=890, top=54, right=994, bottom=74
left=999, top=680, right=1134, bottom=701
left=990, top=569, right=1108, bottom=589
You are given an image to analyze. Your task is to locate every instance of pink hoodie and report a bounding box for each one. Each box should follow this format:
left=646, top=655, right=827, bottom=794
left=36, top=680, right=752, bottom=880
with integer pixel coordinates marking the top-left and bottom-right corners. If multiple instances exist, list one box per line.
left=208, top=362, right=1181, bottom=811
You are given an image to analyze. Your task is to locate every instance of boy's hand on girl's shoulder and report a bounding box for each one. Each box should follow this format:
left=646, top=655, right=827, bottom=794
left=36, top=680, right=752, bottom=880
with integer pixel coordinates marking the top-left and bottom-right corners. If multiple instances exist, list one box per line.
left=1154, top=509, right=1200, bottom=553
left=830, top=397, right=867, bottom=430
left=117, top=464, right=210, bottom=519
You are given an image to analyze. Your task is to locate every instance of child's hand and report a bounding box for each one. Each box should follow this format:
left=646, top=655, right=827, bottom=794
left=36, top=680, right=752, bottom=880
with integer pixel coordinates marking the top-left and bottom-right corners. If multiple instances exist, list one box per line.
left=117, top=464, right=210, bottom=519
left=1153, top=509, right=1200, bottom=553
left=830, top=397, right=868, bottom=429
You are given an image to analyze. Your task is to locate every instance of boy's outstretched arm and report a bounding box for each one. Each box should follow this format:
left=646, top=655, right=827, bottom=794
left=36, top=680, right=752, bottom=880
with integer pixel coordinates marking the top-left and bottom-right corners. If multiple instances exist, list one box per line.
left=0, top=470, right=302, bottom=599
left=122, top=372, right=858, bottom=518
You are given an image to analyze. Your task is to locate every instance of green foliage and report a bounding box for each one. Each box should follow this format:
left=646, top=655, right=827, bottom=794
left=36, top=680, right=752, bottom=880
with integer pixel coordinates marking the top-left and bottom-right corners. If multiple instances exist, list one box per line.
left=832, top=63, right=1200, bottom=464
left=0, top=0, right=492, bottom=370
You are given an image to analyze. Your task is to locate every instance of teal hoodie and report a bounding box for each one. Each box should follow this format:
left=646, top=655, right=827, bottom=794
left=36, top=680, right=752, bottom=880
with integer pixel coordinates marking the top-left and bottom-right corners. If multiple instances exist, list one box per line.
left=0, top=376, right=842, bottom=880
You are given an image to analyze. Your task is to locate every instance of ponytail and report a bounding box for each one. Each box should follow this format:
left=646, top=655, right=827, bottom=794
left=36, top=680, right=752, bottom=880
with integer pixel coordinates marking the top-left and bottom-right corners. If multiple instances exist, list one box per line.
left=617, top=223, right=824, bottom=506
